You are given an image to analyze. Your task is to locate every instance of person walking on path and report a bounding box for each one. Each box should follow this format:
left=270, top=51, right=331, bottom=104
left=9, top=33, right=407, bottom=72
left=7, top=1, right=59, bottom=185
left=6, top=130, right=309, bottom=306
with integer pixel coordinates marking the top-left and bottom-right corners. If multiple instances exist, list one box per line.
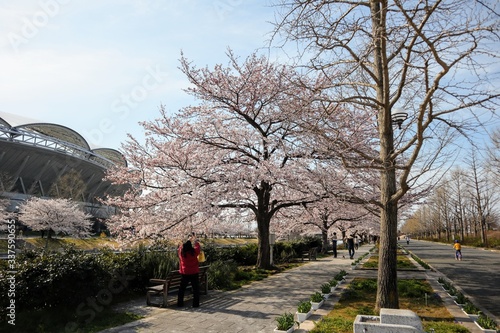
left=346, top=233, right=356, bottom=259
left=177, top=233, right=201, bottom=307
left=332, top=232, right=338, bottom=258
left=453, top=239, right=462, bottom=261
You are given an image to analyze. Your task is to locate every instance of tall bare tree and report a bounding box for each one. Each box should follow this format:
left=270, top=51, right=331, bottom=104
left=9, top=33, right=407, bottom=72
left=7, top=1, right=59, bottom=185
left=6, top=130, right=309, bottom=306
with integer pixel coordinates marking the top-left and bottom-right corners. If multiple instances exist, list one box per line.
left=487, top=127, right=500, bottom=191
left=273, top=0, right=499, bottom=310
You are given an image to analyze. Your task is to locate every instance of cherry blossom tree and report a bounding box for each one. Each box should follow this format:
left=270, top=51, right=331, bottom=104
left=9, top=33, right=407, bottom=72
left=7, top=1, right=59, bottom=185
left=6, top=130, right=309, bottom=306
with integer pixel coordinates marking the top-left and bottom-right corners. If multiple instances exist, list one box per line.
left=104, top=51, right=357, bottom=269
left=306, top=203, right=370, bottom=252
left=275, top=196, right=370, bottom=252
left=0, top=199, right=14, bottom=231
left=274, top=0, right=500, bottom=310
left=19, top=198, right=92, bottom=248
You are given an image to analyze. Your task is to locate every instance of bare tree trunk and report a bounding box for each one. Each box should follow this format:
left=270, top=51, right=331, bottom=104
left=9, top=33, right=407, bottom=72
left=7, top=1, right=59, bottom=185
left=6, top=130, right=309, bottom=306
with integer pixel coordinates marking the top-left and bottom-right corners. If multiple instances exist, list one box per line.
left=377, top=202, right=399, bottom=310
left=371, top=0, right=400, bottom=311
left=470, top=155, right=489, bottom=247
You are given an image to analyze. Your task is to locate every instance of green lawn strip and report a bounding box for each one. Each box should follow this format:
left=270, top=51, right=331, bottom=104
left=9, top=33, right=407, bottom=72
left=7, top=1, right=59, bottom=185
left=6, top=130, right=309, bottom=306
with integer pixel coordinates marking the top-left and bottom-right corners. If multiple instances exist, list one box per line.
left=362, top=255, right=416, bottom=269
left=309, top=278, right=469, bottom=333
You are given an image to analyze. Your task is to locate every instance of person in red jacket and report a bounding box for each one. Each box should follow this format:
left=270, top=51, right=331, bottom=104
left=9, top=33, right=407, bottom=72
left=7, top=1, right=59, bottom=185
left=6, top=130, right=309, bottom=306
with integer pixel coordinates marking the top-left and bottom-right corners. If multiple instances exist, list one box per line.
left=177, top=233, right=201, bottom=307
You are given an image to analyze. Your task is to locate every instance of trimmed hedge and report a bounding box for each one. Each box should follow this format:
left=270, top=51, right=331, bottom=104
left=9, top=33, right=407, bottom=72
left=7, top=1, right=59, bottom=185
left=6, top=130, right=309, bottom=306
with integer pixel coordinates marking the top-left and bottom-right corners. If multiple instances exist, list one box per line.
left=0, top=243, right=178, bottom=316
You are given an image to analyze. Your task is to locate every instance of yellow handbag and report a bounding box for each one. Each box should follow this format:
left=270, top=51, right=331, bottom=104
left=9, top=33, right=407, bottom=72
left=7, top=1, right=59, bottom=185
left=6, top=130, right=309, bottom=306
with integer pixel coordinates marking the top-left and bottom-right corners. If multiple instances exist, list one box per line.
left=197, top=250, right=206, bottom=263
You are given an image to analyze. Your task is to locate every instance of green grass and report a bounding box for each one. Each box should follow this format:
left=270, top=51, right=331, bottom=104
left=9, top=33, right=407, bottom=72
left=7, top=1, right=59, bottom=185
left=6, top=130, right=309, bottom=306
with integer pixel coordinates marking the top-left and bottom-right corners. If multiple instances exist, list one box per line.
left=310, top=278, right=470, bottom=333
left=362, top=255, right=417, bottom=269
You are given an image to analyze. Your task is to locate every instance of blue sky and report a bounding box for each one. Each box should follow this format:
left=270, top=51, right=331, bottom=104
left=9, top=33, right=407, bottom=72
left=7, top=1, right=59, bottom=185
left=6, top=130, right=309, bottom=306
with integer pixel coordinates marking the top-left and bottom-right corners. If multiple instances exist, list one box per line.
left=1, top=0, right=498, bottom=159
left=0, top=1, right=277, bottom=149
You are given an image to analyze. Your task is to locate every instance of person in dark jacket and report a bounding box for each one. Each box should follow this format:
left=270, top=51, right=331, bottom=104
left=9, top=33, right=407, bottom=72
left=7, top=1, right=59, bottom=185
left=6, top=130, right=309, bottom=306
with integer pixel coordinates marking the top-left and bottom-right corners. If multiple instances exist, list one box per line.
left=345, top=232, right=356, bottom=259
left=332, top=232, right=338, bottom=258
left=177, top=233, right=201, bottom=307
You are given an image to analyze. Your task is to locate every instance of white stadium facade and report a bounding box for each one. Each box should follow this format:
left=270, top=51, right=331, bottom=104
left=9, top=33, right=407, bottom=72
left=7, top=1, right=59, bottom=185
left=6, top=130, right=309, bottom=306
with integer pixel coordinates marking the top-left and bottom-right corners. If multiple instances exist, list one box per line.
left=0, top=112, right=128, bottom=220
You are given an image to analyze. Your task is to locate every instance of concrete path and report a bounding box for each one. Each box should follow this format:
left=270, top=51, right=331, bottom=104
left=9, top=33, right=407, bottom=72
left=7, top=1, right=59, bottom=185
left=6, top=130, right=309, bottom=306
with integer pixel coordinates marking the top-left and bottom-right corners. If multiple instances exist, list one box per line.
left=98, top=243, right=487, bottom=333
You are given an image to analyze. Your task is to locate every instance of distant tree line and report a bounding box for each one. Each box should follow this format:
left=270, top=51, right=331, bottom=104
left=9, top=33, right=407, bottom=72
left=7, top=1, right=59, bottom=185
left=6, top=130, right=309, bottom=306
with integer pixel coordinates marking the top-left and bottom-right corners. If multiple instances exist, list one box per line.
left=402, top=135, right=500, bottom=247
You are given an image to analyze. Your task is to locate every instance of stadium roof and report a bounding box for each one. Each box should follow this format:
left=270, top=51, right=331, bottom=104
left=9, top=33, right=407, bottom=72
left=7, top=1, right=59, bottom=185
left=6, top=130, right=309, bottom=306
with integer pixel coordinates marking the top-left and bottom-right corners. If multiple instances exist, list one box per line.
left=15, top=123, right=92, bottom=151
left=0, top=113, right=126, bottom=168
left=0, top=112, right=128, bottom=202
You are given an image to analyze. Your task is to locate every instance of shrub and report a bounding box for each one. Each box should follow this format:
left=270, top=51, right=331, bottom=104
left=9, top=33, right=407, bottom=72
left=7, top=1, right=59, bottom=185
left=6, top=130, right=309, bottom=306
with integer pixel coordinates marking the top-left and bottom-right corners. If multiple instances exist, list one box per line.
left=321, top=283, right=331, bottom=294
left=334, top=270, right=347, bottom=281
left=297, top=299, right=312, bottom=313
left=328, top=278, right=338, bottom=287
left=275, top=312, right=296, bottom=330
left=273, top=241, right=297, bottom=264
left=455, top=292, right=467, bottom=304
left=398, top=279, right=433, bottom=298
left=1, top=247, right=111, bottom=312
left=310, top=291, right=324, bottom=302
left=463, top=301, right=480, bottom=315
left=206, top=259, right=239, bottom=290
left=202, top=243, right=257, bottom=266
left=476, top=312, right=498, bottom=330
left=447, top=285, right=458, bottom=296
left=350, top=278, right=377, bottom=292
left=137, top=241, right=178, bottom=280
left=0, top=244, right=178, bottom=316
left=233, top=243, right=258, bottom=265
left=441, top=280, right=452, bottom=291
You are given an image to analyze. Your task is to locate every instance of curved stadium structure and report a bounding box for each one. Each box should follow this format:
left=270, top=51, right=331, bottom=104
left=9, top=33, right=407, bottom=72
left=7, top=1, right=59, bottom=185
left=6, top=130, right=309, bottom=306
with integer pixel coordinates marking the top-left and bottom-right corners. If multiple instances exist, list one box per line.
left=0, top=113, right=128, bottom=218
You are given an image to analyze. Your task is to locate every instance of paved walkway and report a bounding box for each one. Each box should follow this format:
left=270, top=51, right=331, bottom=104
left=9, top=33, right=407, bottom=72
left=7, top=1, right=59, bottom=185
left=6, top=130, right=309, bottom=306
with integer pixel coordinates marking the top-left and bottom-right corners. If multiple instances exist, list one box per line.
left=99, top=244, right=484, bottom=333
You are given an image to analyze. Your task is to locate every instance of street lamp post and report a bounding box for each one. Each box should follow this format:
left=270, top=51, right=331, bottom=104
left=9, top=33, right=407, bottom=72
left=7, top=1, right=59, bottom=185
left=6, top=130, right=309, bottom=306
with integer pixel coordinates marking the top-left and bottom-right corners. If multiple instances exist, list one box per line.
left=269, top=233, right=276, bottom=266
left=391, top=108, right=408, bottom=129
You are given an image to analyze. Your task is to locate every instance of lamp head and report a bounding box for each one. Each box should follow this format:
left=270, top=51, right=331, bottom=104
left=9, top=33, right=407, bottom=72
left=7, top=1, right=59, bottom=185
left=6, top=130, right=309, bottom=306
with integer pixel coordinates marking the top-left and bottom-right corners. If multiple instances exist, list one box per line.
left=391, top=108, right=408, bottom=129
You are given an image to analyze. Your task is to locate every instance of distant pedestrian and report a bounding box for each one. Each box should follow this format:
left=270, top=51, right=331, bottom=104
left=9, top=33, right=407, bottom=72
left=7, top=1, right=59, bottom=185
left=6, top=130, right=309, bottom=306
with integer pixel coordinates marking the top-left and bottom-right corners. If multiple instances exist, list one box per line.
left=332, top=232, right=338, bottom=258
left=453, top=239, right=462, bottom=261
left=177, top=233, right=201, bottom=307
left=345, top=234, right=356, bottom=259
left=406, top=235, right=410, bottom=245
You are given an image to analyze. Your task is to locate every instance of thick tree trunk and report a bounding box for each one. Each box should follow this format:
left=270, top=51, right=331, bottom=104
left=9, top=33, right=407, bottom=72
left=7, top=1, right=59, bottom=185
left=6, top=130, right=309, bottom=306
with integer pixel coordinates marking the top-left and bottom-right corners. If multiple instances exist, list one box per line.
left=376, top=199, right=399, bottom=310
left=255, top=180, right=273, bottom=269
left=371, top=0, right=400, bottom=311
left=256, top=215, right=271, bottom=269
left=321, top=231, right=329, bottom=254
left=321, top=219, right=329, bottom=253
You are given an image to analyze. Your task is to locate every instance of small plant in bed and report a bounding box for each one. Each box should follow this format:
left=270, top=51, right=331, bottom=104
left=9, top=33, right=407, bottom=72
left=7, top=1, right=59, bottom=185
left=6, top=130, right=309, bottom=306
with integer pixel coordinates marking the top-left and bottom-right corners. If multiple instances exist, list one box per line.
left=311, top=291, right=325, bottom=302
left=297, top=299, right=312, bottom=313
left=275, top=312, right=296, bottom=331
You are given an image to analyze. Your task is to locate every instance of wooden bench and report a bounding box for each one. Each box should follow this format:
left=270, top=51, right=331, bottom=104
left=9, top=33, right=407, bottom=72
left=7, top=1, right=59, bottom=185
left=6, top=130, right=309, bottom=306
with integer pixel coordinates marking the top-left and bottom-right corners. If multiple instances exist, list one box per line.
left=301, top=247, right=318, bottom=261
left=146, top=265, right=210, bottom=307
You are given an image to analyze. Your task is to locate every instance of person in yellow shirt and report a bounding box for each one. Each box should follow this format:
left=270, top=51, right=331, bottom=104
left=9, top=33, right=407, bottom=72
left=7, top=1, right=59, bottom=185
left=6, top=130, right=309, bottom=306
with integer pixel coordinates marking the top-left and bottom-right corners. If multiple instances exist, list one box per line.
left=453, top=240, right=462, bottom=261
